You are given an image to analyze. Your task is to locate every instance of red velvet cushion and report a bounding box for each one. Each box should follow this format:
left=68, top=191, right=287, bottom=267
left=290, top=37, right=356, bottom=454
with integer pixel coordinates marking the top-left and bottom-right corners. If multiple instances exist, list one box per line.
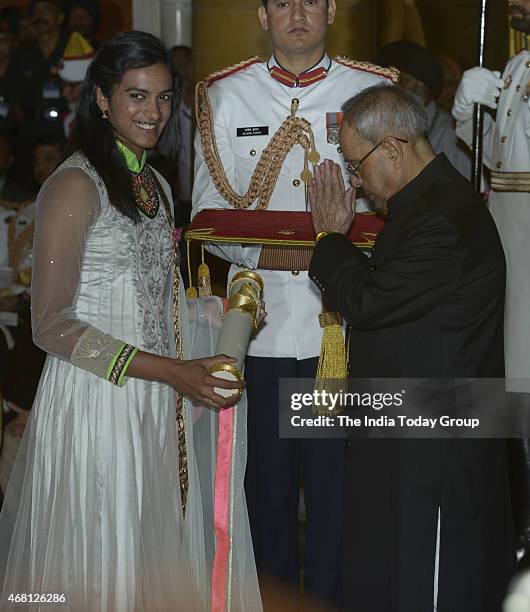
left=185, top=209, right=384, bottom=248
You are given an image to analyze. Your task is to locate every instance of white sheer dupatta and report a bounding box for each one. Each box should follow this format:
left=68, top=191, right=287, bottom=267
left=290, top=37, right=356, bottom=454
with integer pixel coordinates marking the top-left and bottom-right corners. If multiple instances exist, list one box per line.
left=183, top=296, right=261, bottom=612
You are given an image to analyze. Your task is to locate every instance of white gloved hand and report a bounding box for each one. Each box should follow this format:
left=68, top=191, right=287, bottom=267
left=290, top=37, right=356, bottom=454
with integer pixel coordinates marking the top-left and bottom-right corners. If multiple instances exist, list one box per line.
left=452, top=67, right=504, bottom=122
left=504, top=571, right=530, bottom=612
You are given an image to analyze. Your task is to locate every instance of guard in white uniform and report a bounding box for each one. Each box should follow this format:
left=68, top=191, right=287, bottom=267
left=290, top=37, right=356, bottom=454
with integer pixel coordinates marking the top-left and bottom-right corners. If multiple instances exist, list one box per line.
left=452, top=0, right=530, bottom=565
left=454, top=53, right=530, bottom=388
left=192, top=0, right=397, bottom=606
left=193, top=55, right=395, bottom=359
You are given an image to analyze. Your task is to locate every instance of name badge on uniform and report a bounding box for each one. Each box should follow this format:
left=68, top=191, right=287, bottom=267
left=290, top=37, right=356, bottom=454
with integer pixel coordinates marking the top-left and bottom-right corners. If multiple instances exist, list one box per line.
left=326, top=112, right=343, bottom=145
left=236, top=126, right=269, bottom=137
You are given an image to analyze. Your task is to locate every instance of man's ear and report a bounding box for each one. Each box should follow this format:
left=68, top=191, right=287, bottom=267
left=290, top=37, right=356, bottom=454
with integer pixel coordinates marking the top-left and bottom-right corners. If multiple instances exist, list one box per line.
left=328, top=0, right=337, bottom=25
left=384, top=138, right=404, bottom=168
left=95, top=87, right=109, bottom=114
left=258, top=5, right=269, bottom=31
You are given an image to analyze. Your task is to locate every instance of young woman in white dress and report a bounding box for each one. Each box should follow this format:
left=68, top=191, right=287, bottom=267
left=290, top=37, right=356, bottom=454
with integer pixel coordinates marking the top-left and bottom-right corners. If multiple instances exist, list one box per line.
left=0, top=31, right=261, bottom=612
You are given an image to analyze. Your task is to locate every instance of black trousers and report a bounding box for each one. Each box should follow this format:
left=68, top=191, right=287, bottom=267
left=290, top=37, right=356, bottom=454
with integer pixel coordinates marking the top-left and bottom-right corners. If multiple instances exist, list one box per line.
left=244, top=356, right=344, bottom=608
left=342, top=438, right=515, bottom=612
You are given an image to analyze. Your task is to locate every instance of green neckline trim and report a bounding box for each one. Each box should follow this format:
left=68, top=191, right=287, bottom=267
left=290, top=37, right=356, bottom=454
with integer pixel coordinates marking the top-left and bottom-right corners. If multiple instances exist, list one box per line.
left=116, top=140, right=146, bottom=173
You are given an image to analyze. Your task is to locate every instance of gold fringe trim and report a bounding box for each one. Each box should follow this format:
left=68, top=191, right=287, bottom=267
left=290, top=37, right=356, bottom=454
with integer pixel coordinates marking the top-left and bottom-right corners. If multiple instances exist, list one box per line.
left=198, top=245, right=212, bottom=297
left=203, top=56, right=261, bottom=86
left=334, top=56, right=400, bottom=84
left=314, top=308, right=348, bottom=415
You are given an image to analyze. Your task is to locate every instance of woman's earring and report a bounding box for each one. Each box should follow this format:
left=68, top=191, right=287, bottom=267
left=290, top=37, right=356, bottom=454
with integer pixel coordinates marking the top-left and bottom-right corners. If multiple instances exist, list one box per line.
left=102, top=109, right=108, bottom=119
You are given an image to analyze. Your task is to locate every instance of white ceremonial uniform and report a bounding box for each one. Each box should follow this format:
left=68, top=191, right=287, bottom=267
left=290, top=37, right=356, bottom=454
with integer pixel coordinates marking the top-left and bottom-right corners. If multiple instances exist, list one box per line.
left=192, top=54, right=393, bottom=359
left=456, top=51, right=530, bottom=387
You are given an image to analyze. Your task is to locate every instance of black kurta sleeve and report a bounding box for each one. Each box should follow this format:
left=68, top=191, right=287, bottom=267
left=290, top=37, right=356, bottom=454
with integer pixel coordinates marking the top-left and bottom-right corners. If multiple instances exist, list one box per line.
left=309, top=212, right=463, bottom=331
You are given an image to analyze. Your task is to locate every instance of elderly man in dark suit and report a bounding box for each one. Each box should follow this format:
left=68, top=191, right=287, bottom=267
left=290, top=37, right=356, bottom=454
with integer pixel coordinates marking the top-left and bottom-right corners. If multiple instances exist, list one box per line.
left=308, top=84, right=515, bottom=612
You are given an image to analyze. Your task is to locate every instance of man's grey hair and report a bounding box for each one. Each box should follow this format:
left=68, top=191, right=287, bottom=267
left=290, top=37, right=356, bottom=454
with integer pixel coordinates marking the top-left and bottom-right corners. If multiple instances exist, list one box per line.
left=341, top=84, right=428, bottom=145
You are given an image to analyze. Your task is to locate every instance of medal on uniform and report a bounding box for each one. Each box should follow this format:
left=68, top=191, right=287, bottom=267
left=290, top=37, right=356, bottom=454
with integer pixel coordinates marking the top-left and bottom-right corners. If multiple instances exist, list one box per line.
left=326, top=112, right=343, bottom=145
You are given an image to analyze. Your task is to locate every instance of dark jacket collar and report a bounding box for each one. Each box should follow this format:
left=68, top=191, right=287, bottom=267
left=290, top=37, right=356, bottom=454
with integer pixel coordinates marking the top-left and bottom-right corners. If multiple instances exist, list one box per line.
left=387, top=154, right=454, bottom=217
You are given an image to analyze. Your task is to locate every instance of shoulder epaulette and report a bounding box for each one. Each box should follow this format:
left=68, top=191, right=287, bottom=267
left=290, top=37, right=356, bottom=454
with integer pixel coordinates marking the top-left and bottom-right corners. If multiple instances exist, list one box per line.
left=203, top=56, right=262, bottom=87
left=334, top=56, right=399, bottom=84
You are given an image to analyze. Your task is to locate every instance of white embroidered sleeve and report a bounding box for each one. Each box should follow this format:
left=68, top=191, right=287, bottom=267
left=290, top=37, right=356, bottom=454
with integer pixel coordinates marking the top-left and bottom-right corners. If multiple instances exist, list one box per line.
left=32, top=166, right=137, bottom=384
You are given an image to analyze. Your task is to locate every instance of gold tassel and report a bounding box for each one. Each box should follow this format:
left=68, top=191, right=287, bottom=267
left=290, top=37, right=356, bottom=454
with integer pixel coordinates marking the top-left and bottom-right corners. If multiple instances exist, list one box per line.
left=314, top=308, right=348, bottom=415
left=198, top=244, right=212, bottom=297
left=185, top=239, right=198, bottom=298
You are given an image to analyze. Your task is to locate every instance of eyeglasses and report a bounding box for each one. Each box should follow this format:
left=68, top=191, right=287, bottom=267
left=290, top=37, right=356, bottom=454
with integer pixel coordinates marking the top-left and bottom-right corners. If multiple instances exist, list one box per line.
left=346, top=137, right=409, bottom=178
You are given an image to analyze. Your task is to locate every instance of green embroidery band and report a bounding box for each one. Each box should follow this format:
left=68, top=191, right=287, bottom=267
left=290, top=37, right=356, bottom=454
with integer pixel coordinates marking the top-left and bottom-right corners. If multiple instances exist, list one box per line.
left=117, top=347, right=139, bottom=387
left=109, top=344, right=137, bottom=386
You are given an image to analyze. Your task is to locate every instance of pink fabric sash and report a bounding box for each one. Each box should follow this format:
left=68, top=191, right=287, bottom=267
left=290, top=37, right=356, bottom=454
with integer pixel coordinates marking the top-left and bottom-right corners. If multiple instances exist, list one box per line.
left=211, top=404, right=235, bottom=611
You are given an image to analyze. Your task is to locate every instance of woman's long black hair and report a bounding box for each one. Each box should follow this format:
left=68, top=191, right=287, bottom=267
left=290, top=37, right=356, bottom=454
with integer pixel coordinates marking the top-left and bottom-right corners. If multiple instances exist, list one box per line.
left=69, top=31, right=182, bottom=222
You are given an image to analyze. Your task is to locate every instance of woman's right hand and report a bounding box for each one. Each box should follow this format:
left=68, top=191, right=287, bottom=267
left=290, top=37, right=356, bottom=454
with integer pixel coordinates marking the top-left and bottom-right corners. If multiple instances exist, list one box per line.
left=126, top=351, right=244, bottom=407
left=163, top=354, right=244, bottom=408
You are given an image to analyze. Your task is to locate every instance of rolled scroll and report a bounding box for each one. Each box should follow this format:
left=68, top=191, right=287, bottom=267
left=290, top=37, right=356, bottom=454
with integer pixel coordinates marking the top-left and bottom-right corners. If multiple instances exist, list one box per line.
left=209, top=270, right=264, bottom=400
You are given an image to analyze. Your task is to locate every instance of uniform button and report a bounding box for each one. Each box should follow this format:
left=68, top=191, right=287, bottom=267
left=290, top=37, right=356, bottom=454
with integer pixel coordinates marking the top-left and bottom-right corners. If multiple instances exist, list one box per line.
left=497, top=161, right=503, bottom=169
left=345, top=440, right=351, bottom=449
left=292, top=179, right=301, bottom=187
left=291, top=270, right=300, bottom=276
left=501, top=136, right=507, bottom=143
left=370, top=263, right=377, bottom=271
left=507, top=109, right=512, bottom=117
left=337, top=146, right=342, bottom=153
left=516, top=85, right=521, bottom=92
left=526, top=61, right=530, bottom=68
left=250, top=149, right=256, bottom=156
